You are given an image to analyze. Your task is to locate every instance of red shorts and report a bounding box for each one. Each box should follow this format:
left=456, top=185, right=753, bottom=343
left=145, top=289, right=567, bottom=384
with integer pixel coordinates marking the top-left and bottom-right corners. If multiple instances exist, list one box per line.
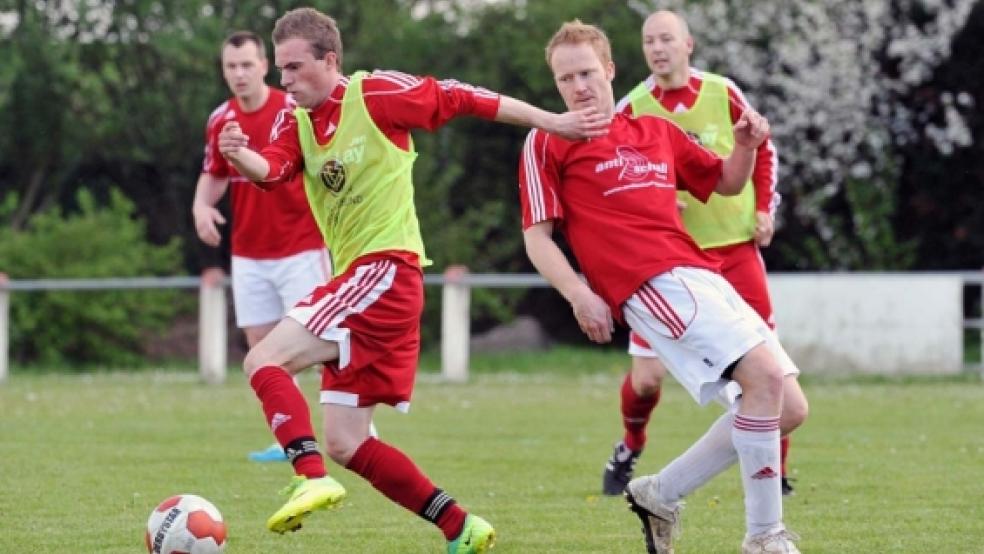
left=629, top=240, right=774, bottom=352
left=286, top=252, right=423, bottom=411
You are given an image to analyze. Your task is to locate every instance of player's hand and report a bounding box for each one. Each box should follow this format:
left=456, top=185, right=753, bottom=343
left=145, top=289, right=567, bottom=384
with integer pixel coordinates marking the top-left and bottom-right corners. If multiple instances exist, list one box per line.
left=570, top=287, right=614, bottom=344
left=218, top=121, right=250, bottom=159
left=192, top=202, right=226, bottom=247
left=550, top=106, right=611, bottom=141
left=676, top=199, right=687, bottom=213
left=754, top=211, right=775, bottom=247
left=733, top=109, right=770, bottom=149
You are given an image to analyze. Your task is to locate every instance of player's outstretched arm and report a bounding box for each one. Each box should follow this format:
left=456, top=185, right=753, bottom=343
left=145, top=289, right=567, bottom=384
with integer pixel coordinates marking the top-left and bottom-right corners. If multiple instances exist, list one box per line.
left=523, top=222, right=613, bottom=344
left=218, top=121, right=271, bottom=182
left=495, top=96, right=610, bottom=140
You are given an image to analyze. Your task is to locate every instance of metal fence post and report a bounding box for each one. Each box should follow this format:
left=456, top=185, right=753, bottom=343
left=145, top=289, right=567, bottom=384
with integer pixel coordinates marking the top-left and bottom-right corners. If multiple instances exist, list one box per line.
left=441, top=266, right=471, bottom=382
left=0, top=273, right=8, bottom=384
left=198, top=268, right=227, bottom=384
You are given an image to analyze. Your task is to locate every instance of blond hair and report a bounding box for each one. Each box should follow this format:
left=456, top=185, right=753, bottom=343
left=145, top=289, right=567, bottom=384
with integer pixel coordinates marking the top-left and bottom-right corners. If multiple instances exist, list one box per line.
left=544, top=20, right=612, bottom=67
left=272, top=7, right=343, bottom=70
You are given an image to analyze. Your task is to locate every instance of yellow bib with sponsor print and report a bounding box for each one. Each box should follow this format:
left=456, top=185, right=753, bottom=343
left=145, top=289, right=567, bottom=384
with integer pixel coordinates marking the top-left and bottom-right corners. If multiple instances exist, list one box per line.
left=627, top=73, right=756, bottom=248
left=295, top=71, right=430, bottom=276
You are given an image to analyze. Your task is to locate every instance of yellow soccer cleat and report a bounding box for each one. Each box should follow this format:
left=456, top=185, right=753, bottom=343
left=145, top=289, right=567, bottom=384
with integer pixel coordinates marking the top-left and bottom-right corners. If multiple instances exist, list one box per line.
left=447, top=514, right=496, bottom=554
left=266, top=475, right=346, bottom=534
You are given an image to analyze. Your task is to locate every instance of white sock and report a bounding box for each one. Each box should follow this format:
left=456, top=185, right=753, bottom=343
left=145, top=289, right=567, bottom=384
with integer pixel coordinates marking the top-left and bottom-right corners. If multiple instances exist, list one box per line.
left=732, top=414, right=782, bottom=536
left=656, top=410, right=739, bottom=504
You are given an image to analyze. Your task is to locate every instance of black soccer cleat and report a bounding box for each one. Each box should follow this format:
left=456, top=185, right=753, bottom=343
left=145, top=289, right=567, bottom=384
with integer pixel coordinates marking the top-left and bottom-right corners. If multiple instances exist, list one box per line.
left=602, top=440, right=642, bottom=495
left=781, top=476, right=795, bottom=497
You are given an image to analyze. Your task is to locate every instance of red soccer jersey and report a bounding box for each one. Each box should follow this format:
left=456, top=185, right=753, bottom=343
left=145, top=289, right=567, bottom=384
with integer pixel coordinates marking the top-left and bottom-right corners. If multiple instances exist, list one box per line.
left=616, top=70, right=778, bottom=215
left=255, top=70, right=501, bottom=187
left=519, top=114, right=723, bottom=316
left=203, top=87, right=324, bottom=259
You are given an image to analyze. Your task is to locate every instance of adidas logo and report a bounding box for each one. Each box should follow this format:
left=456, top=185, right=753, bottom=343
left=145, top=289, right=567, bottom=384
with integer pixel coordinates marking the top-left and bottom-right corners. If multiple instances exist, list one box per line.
left=270, top=412, right=292, bottom=431
left=751, top=466, right=778, bottom=480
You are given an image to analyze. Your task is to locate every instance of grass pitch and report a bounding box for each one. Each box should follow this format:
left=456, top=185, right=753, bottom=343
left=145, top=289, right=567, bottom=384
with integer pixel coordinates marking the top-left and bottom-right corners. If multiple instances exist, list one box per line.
left=2, top=348, right=983, bottom=553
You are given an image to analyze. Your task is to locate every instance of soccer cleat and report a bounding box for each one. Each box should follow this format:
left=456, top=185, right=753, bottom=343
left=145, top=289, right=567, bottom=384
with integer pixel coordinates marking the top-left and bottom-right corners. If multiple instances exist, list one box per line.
left=266, top=475, right=346, bottom=534
left=602, top=440, right=642, bottom=496
left=741, top=528, right=801, bottom=553
left=780, top=477, right=795, bottom=497
left=624, top=475, right=681, bottom=554
left=447, top=514, right=496, bottom=554
left=248, top=443, right=289, bottom=463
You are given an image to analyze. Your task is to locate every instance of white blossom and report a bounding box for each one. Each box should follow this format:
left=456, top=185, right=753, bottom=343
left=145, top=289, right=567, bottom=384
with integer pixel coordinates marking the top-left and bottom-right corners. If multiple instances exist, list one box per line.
left=632, top=0, right=975, bottom=267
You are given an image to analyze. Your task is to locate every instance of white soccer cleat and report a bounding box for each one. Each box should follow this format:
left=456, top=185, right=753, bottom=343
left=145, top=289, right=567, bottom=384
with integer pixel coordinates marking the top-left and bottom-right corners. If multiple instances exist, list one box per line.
left=741, top=528, right=801, bottom=554
left=624, top=475, right=682, bottom=554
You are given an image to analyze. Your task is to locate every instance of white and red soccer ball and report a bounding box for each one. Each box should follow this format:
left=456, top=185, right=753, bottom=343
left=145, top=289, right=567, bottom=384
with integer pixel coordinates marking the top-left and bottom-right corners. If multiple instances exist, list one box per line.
left=145, top=494, right=228, bottom=554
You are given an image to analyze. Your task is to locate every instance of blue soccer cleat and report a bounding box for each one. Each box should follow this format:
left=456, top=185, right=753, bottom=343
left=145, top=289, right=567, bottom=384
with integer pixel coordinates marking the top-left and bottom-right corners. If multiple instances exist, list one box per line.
left=249, top=443, right=288, bottom=463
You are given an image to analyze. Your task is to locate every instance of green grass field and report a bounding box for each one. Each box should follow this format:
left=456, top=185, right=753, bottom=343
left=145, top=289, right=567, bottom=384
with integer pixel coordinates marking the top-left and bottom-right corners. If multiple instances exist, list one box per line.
left=2, top=349, right=983, bottom=553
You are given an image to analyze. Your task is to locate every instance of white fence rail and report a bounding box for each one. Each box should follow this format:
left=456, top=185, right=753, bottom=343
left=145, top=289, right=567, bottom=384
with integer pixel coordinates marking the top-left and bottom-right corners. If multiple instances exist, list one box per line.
left=0, top=271, right=981, bottom=383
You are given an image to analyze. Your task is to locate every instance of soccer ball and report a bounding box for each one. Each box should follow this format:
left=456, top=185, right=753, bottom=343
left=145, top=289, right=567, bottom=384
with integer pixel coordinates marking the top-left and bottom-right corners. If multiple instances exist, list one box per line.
left=145, top=494, right=228, bottom=553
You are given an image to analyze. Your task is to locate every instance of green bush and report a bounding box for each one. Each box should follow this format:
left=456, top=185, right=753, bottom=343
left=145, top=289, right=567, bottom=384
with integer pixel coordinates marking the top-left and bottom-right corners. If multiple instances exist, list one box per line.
left=0, top=188, right=188, bottom=368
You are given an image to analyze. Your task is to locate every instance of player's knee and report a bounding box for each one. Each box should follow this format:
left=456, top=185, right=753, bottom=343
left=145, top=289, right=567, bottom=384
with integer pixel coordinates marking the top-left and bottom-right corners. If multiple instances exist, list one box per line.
left=734, top=354, right=784, bottom=407
left=322, top=435, right=357, bottom=466
left=242, top=348, right=268, bottom=378
left=632, top=372, right=663, bottom=396
left=782, top=394, right=809, bottom=433
left=631, top=357, right=666, bottom=395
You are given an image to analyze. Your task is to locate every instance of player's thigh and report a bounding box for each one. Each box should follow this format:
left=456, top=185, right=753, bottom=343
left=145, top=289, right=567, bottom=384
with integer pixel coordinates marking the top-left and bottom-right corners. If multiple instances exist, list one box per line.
left=231, top=255, right=288, bottom=328
left=244, top=317, right=339, bottom=376
left=243, top=321, right=278, bottom=348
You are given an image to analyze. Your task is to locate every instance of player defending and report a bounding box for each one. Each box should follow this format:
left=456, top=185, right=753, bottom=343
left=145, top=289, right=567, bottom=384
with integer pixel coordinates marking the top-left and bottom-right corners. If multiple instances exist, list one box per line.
left=192, top=31, right=329, bottom=463
left=518, top=20, right=804, bottom=553
left=218, top=8, right=608, bottom=552
left=601, top=10, right=803, bottom=498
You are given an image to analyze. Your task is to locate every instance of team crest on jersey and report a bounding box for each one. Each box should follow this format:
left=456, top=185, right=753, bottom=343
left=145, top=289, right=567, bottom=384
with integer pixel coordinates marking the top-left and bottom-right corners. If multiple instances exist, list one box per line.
left=320, top=159, right=346, bottom=194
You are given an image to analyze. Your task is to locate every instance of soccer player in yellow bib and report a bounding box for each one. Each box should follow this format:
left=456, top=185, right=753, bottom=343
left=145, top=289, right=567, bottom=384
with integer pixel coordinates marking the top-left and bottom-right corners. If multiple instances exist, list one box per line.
left=218, top=7, right=608, bottom=553
left=600, top=9, right=808, bottom=503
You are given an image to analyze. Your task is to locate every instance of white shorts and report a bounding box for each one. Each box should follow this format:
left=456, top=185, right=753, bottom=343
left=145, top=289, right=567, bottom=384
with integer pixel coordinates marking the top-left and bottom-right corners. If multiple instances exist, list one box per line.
left=623, top=267, right=799, bottom=406
left=231, top=248, right=331, bottom=328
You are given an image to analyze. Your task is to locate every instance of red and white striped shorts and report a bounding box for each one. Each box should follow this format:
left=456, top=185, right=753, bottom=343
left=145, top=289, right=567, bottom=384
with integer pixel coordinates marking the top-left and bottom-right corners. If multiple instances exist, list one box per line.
left=287, top=252, right=423, bottom=411
left=623, top=266, right=798, bottom=406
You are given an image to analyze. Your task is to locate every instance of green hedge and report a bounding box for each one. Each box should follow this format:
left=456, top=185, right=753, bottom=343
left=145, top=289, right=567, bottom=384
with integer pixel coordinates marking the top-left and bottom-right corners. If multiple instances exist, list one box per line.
left=0, top=188, right=188, bottom=368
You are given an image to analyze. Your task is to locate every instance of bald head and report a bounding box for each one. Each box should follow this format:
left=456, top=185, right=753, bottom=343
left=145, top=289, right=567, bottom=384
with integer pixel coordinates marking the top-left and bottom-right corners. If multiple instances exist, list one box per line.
left=644, top=10, right=690, bottom=39
left=641, top=10, right=693, bottom=88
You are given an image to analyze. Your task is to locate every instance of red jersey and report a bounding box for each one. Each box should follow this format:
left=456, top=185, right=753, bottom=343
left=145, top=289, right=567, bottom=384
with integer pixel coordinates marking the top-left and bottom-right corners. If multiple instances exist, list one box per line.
left=519, top=114, right=723, bottom=316
left=255, top=70, right=500, bottom=187
left=203, top=87, right=323, bottom=259
left=615, top=70, right=779, bottom=215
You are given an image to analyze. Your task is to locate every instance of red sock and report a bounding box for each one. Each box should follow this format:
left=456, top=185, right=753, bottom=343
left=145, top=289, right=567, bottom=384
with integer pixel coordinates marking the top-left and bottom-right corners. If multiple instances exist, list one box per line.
left=249, top=366, right=326, bottom=479
left=780, top=434, right=790, bottom=476
left=621, top=373, right=660, bottom=452
left=347, top=437, right=466, bottom=541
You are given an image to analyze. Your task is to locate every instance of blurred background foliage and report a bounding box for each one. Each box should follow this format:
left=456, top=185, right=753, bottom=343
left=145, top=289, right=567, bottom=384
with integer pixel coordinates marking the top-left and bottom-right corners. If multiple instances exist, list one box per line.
left=0, top=0, right=982, bottom=362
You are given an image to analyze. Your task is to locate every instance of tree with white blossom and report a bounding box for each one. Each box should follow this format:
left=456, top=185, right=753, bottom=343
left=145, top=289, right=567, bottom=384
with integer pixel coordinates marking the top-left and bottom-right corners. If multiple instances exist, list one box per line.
left=629, top=0, right=977, bottom=269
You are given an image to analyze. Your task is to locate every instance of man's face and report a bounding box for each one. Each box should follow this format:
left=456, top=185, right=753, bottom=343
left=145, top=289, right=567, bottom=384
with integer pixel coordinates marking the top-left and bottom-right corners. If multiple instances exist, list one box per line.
left=549, top=42, right=615, bottom=117
left=275, top=37, right=336, bottom=109
left=221, top=41, right=268, bottom=100
left=641, top=13, right=693, bottom=80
